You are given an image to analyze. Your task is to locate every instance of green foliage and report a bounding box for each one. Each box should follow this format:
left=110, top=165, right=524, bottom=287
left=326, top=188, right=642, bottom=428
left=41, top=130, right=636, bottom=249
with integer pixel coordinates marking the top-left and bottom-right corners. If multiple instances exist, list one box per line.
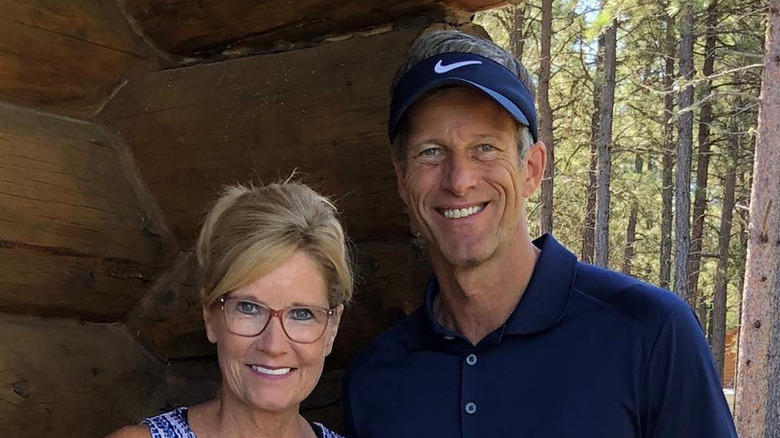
left=475, top=0, right=763, bottom=331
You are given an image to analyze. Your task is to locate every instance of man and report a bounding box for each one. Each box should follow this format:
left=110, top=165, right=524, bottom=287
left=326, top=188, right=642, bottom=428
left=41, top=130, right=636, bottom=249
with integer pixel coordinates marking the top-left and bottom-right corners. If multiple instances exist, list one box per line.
left=343, top=30, right=736, bottom=437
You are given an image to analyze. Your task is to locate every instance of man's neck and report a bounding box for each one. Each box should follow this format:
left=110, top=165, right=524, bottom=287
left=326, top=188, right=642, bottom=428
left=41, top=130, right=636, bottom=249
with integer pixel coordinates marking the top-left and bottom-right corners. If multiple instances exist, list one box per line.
left=431, top=233, right=540, bottom=345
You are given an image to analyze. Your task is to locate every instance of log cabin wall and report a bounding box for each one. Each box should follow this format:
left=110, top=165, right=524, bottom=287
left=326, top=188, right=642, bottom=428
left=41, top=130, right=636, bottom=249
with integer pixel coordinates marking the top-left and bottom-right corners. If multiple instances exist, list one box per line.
left=0, top=1, right=518, bottom=435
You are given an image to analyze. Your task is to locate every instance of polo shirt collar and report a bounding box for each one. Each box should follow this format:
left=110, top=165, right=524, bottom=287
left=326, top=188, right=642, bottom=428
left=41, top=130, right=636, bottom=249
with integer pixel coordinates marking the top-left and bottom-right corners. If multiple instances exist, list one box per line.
left=406, top=234, right=577, bottom=351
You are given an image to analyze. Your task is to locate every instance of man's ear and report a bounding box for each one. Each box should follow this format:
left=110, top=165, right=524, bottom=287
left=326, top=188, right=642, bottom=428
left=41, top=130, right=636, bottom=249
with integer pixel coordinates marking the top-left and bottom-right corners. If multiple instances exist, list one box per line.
left=203, top=306, right=218, bottom=344
left=521, top=141, right=547, bottom=197
left=324, top=304, right=344, bottom=357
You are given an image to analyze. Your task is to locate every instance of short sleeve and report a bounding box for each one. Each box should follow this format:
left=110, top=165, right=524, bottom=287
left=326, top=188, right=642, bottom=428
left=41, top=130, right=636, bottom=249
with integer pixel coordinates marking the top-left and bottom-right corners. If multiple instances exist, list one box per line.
left=640, top=303, right=738, bottom=437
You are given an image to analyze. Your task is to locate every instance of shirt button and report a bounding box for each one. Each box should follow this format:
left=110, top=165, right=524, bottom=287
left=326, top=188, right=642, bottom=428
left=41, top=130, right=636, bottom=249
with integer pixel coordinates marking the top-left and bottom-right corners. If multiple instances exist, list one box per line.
left=443, top=335, right=455, bottom=340
left=465, top=402, right=477, bottom=414
left=466, top=354, right=477, bottom=365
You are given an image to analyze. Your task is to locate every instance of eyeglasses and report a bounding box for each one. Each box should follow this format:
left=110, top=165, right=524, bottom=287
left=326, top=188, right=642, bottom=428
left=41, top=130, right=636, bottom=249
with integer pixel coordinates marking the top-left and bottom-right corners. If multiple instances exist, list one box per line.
left=219, top=297, right=336, bottom=344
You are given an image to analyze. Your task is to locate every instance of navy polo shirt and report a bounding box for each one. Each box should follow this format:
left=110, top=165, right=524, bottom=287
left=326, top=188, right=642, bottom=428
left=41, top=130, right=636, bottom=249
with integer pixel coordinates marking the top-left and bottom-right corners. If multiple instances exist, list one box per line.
left=343, top=235, right=736, bottom=437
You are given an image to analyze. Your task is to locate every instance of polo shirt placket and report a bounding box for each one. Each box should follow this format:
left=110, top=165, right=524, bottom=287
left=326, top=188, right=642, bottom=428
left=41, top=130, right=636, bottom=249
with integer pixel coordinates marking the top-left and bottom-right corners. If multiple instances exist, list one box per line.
left=460, top=348, right=478, bottom=438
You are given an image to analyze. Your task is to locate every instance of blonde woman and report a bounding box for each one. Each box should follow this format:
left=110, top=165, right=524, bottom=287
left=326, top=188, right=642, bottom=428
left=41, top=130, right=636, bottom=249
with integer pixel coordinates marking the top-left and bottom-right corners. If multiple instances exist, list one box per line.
left=109, top=181, right=352, bottom=438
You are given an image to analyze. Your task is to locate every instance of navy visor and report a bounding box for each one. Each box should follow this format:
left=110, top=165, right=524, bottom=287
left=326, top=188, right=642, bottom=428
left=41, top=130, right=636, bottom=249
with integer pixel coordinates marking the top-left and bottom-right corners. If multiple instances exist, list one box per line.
left=388, top=52, right=538, bottom=143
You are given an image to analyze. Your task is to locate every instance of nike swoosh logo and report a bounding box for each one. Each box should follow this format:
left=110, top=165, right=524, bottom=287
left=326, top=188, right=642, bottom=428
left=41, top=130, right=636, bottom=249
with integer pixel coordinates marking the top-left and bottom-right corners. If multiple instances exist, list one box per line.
left=434, top=60, right=483, bottom=74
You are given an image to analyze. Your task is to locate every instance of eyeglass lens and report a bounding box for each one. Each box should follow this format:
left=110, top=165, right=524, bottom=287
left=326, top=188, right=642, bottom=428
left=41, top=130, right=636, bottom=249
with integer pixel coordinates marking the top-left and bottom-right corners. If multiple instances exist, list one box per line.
left=222, top=298, right=330, bottom=343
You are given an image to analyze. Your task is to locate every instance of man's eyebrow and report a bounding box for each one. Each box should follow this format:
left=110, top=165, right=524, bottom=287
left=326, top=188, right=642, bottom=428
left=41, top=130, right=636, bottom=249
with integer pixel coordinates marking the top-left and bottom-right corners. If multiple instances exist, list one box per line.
left=472, top=133, right=506, bottom=141
left=406, top=139, right=444, bottom=151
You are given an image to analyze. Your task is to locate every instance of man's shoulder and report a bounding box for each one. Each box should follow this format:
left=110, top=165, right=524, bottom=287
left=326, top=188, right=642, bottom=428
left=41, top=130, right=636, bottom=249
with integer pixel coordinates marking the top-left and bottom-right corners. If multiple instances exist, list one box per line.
left=572, top=261, right=694, bottom=331
left=345, top=307, right=423, bottom=380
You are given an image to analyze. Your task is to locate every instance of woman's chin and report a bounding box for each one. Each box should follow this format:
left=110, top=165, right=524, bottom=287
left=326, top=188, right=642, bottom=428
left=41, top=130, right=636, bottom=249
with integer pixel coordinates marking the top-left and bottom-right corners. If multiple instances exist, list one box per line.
left=246, top=389, right=301, bottom=413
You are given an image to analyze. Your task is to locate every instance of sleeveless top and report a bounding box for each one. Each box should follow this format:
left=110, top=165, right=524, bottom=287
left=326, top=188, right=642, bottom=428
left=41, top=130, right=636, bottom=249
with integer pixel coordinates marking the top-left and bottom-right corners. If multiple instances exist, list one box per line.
left=143, top=407, right=344, bottom=438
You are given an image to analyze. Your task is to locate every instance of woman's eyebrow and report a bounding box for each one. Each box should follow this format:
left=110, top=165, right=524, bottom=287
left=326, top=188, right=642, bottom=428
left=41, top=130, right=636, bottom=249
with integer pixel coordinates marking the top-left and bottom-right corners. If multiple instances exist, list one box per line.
left=225, top=294, right=327, bottom=308
left=224, top=293, right=261, bottom=302
left=288, top=301, right=330, bottom=308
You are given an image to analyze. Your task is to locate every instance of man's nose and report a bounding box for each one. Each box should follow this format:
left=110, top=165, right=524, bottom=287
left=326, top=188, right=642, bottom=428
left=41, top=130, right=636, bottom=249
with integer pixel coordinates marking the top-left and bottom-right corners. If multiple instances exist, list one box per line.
left=443, top=153, right=478, bottom=197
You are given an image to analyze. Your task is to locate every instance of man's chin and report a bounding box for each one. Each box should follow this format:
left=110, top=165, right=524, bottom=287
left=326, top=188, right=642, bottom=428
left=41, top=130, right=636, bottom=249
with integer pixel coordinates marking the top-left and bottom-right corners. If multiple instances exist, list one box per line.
left=437, top=245, right=493, bottom=268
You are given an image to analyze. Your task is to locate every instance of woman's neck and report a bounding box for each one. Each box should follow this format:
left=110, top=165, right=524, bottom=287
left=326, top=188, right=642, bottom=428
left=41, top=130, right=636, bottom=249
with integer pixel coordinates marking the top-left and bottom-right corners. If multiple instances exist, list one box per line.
left=191, top=390, right=315, bottom=438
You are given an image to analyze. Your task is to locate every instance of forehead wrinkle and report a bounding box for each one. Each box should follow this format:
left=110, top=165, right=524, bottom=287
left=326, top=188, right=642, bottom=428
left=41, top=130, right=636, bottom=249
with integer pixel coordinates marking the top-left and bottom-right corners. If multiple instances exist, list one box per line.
left=407, top=102, right=515, bottom=146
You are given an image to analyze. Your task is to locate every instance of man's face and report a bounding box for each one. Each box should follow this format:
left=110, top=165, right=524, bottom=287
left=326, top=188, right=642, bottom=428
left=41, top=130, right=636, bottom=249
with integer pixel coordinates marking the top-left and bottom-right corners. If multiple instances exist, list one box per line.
left=393, top=87, right=537, bottom=267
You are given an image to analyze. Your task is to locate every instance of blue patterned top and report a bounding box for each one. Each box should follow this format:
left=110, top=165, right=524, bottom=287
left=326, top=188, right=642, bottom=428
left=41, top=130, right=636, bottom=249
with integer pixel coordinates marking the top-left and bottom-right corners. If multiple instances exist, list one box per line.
left=143, top=407, right=344, bottom=438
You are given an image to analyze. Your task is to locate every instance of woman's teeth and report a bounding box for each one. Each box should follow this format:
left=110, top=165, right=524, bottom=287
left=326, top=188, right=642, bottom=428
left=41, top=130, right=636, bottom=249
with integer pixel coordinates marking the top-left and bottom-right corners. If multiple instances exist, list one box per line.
left=251, top=365, right=292, bottom=375
left=443, top=204, right=484, bottom=219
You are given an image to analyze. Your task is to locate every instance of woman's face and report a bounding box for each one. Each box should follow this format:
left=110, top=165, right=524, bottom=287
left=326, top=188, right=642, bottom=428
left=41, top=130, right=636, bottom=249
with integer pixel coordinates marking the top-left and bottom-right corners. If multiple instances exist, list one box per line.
left=204, top=251, right=342, bottom=413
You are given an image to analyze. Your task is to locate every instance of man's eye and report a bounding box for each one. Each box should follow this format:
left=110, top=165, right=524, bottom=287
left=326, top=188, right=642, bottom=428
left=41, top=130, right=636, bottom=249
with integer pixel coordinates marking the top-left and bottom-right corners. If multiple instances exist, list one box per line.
left=478, top=144, right=496, bottom=153
left=289, top=308, right=315, bottom=321
left=420, top=148, right=439, bottom=157
left=236, top=301, right=261, bottom=315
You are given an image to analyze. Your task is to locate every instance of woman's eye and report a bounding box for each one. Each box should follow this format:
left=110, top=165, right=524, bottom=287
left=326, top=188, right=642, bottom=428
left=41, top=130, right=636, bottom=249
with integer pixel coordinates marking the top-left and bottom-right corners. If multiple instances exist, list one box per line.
left=236, top=301, right=260, bottom=315
left=289, top=308, right=315, bottom=321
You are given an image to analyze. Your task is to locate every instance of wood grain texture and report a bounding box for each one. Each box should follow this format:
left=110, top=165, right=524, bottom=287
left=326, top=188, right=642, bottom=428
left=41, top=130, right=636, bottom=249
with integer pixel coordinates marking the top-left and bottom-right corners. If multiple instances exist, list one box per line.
left=331, top=240, right=429, bottom=369
left=101, top=26, right=425, bottom=245
left=0, top=103, right=167, bottom=320
left=0, top=314, right=163, bottom=438
left=124, top=251, right=213, bottom=360
left=0, top=0, right=161, bottom=116
left=122, top=0, right=512, bottom=57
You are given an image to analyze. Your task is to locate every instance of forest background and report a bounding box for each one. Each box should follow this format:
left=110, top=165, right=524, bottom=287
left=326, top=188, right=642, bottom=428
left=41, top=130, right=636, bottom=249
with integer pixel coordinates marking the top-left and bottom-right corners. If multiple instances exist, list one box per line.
left=474, top=0, right=764, bottom=384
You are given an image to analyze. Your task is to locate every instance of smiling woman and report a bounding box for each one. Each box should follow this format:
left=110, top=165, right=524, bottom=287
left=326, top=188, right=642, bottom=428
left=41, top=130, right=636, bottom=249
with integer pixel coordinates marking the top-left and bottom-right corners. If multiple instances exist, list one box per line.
left=106, top=181, right=353, bottom=438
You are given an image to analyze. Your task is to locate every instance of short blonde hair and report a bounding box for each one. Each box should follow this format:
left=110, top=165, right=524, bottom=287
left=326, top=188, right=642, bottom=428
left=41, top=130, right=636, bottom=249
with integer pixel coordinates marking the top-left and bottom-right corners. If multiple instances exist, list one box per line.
left=196, top=181, right=354, bottom=308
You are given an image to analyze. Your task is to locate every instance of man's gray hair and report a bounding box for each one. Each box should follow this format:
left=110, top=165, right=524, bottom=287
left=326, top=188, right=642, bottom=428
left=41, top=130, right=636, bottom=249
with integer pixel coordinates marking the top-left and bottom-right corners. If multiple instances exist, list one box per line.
left=391, top=30, right=536, bottom=160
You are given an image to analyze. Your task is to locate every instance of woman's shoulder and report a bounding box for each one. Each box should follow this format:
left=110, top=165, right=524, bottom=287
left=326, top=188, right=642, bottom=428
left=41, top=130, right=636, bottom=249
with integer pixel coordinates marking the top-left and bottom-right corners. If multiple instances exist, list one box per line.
left=143, top=407, right=196, bottom=437
left=105, top=406, right=194, bottom=438
left=312, top=422, right=346, bottom=438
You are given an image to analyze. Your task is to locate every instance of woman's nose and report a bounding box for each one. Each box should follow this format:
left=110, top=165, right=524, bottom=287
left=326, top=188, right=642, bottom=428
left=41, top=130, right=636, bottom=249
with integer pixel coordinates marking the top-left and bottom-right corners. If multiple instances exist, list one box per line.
left=255, top=315, right=289, bottom=354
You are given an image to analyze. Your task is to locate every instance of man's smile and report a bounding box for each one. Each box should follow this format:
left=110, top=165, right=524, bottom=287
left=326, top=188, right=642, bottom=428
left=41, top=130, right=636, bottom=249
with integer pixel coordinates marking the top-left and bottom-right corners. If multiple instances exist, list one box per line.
left=437, top=202, right=488, bottom=219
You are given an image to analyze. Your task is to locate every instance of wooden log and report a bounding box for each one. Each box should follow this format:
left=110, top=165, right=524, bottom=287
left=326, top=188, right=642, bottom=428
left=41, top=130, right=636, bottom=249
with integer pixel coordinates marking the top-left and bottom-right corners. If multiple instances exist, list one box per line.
left=0, top=314, right=163, bottom=438
left=122, top=0, right=511, bottom=57
left=0, top=0, right=161, bottom=117
left=124, top=251, right=214, bottom=360
left=330, top=240, right=429, bottom=369
left=147, top=357, right=222, bottom=415
left=101, top=26, right=427, bottom=245
left=0, top=103, right=169, bottom=320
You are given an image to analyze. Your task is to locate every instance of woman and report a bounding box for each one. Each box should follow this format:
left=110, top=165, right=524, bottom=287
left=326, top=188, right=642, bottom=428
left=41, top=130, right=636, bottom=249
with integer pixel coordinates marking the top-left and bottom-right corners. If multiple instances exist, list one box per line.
left=109, top=181, right=353, bottom=438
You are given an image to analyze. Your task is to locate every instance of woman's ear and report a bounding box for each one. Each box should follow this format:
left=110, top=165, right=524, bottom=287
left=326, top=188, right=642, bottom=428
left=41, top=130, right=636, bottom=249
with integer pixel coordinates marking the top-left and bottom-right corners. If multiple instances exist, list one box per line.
left=203, top=306, right=218, bottom=344
left=324, top=304, right=344, bottom=356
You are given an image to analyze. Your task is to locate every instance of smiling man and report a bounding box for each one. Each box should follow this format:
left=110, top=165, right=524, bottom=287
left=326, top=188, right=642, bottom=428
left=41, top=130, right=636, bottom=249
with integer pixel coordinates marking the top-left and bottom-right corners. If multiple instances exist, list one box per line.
left=342, top=30, right=737, bottom=438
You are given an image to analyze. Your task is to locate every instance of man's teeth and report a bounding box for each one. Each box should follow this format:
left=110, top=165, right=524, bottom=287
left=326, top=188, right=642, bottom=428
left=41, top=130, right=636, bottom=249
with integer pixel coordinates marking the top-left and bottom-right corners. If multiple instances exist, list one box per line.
left=251, top=365, right=292, bottom=375
left=443, top=204, right=484, bottom=219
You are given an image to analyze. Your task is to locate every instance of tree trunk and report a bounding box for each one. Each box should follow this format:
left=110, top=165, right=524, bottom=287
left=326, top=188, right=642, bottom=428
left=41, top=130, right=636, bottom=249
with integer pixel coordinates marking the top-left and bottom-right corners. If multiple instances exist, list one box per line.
left=581, top=34, right=604, bottom=264
left=735, top=2, right=780, bottom=435
left=712, top=114, right=738, bottom=380
left=660, top=10, right=675, bottom=289
left=734, top=129, right=751, bottom=399
left=539, top=0, right=554, bottom=235
left=594, top=20, right=617, bottom=268
left=509, top=4, right=527, bottom=59
left=674, top=1, right=694, bottom=304
left=622, top=154, right=643, bottom=276
left=690, top=0, right=719, bottom=320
